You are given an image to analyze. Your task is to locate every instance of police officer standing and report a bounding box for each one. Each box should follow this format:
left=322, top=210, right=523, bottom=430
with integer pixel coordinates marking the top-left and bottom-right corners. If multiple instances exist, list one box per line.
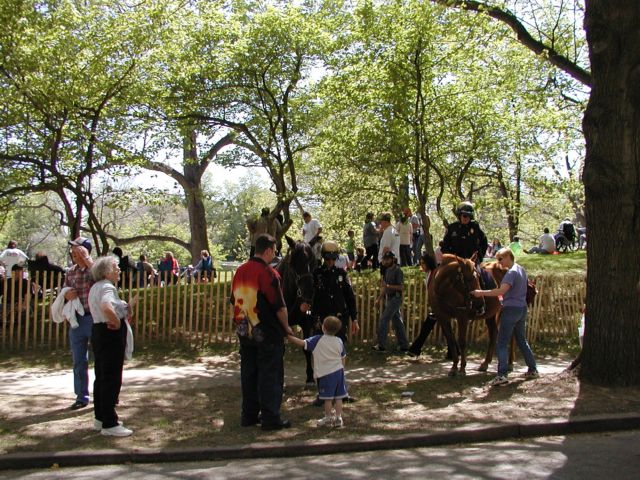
left=441, top=202, right=488, bottom=263
left=310, top=240, right=359, bottom=403
left=311, top=241, right=359, bottom=342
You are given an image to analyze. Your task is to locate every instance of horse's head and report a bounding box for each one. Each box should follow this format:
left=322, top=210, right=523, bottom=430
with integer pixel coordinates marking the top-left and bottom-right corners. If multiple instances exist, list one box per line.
left=279, top=236, right=316, bottom=308
left=482, top=260, right=508, bottom=286
left=436, top=255, right=483, bottom=316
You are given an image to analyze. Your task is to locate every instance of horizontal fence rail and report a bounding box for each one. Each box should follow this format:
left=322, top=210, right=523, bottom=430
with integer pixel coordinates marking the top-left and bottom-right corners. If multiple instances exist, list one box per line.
left=0, top=270, right=585, bottom=352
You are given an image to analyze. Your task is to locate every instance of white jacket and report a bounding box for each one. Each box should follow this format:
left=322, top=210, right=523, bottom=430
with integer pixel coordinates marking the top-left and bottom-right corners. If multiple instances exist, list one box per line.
left=50, top=287, right=83, bottom=329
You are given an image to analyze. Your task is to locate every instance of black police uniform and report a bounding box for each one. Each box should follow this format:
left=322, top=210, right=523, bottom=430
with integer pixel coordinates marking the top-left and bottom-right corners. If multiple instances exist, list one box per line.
left=441, top=220, right=488, bottom=262
left=311, top=264, right=358, bottom=342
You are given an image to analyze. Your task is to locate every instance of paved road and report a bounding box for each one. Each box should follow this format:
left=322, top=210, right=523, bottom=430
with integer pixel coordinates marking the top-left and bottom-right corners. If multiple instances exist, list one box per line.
left=2, top=430, right=638, bottom=479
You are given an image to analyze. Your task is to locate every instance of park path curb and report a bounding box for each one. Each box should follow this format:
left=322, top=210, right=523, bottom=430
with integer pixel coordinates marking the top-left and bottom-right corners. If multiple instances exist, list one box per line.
left=1, top=413, right=639, bottom=471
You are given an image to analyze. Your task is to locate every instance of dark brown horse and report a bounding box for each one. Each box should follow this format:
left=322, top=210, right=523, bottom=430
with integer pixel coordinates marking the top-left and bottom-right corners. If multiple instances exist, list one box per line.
left=276, top=236, right=318, bottom=384
left=429, top=254, right=508, bottom=376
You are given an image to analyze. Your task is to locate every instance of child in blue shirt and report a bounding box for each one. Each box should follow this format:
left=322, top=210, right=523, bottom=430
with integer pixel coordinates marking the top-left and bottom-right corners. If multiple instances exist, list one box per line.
left=288, top=315, right=347, bottom=427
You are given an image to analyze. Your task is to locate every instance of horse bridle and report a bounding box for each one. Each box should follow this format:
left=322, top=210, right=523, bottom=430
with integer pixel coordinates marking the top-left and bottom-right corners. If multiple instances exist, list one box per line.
left=441, top=258, right=478, bottom=315
left=291, top=270, right=314, bottom=305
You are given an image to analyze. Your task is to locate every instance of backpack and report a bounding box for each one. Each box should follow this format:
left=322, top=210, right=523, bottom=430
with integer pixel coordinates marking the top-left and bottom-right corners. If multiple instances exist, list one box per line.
left=526, top=280, right=538, bottom=306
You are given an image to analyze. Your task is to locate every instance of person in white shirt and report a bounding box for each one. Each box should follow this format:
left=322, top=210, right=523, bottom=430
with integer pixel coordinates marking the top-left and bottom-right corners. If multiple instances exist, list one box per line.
left=396, top=208, right=414, bottom=266
left=302, top=211, right=322, bottom=243
left=377, top=212, right=400, bottom=264
left=0, top=240, right=29, bottom=279
left=527, top=228, right=556, bottom=254
left=302, top=211, right=323, bottom=259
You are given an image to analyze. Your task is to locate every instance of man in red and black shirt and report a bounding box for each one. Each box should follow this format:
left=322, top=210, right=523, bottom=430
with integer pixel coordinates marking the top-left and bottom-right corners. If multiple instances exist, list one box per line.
left=231, top=234, right=293, bottom=431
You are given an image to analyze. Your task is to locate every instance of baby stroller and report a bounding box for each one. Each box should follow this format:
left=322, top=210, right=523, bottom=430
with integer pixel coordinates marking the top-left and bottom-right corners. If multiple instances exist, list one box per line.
left=555, top=222, right=577, bottom=253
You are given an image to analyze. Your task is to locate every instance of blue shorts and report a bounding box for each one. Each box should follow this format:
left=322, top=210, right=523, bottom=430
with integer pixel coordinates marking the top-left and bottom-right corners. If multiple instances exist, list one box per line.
left=317, top=369, right=348, bottom=400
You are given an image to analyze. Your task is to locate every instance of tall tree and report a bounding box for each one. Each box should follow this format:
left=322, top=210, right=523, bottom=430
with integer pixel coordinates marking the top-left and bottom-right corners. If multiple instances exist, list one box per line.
left=580, top=1, right=640, bottom=385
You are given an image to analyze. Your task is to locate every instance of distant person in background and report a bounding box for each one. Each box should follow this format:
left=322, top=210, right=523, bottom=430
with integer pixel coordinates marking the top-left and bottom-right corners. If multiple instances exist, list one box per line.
left=411, top=210, right=424, bottom=263
left=361, top=212, right=379, bottom=270
left=193, top=249, right=216, bottom=282
left=345, top=230, right=356, bottom=270
left=354, top=247, right=365, bottom=272
left=396, top=208, right=414, bottom=266
left=136, top=254, right=157, bottom=287
left=486, top=238, right=502, bottom=258
left=526, top=228, right=556, bottom=254
left=0, top=240, right=29, bottom=279
left=508, top=236, right=523, bottom=258
left=112, top=247, right=136, bottom=287
left=0, top=264, right=31, bottom=319
left=158, top=251, right=179, bottom=285
left=29, top=252, right=66, bottom=294
left=302, top=211, right=323, bottom=259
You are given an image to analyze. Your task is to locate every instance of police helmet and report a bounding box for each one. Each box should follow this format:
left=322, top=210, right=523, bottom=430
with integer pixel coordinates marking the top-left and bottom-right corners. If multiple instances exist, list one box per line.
left=322, top=240, right=340, bottom=260
left=456, top=201, right=475, bottom=220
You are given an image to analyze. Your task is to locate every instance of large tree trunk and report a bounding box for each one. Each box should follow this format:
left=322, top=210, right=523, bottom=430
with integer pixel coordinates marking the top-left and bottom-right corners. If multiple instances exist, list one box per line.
left=581, top=1, right=640, bottom=385
left=183, top=135, right=209, bottom=265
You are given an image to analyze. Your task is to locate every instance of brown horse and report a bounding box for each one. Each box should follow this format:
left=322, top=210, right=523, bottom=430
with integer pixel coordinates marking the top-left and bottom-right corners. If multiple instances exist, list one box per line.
left=429, top=254, right=507, bottom=376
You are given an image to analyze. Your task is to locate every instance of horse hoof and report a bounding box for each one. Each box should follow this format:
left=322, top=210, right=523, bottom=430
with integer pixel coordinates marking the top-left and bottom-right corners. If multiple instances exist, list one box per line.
left=507, top=364, right=514, bottom=372
left=448, top=369, right=458, bottom=377
left=459, top=370, right=466, bottom=377
left=478, top=364, right=488, bottom=372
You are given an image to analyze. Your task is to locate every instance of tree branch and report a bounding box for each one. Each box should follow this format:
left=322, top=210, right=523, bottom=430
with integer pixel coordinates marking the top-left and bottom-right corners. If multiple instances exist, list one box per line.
left=431, top=0, right=592, bottom=86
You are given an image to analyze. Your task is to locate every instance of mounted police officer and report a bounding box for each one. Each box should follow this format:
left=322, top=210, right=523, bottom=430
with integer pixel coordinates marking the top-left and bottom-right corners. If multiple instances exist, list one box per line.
left=442, top=202, right=489, bottom=315
left=441, top=201, right=488, bottom=263
left=311, top=241, right=359, bottom=343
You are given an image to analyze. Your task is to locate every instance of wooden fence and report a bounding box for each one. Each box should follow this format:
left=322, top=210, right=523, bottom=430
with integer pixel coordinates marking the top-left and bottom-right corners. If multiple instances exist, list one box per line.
left=0, top=270, right=585, bottom=352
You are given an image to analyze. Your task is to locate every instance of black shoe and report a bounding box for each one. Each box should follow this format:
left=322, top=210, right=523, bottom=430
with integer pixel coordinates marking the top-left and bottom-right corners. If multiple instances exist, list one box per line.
left=343, top=395, right=357, bottom=403
left=69, top=400, right=88, bottom=411
left=312, top=397, right=323, bottom=407
left=241, top=418, right=259, bottom=427
left=372, top=344, right=386, bottom=352
left=261, top=419, right=291, bottom=431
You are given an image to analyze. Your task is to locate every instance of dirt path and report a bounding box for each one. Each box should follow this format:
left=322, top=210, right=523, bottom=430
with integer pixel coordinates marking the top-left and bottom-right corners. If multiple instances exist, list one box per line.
left=1, top=351, right=639, bottom=455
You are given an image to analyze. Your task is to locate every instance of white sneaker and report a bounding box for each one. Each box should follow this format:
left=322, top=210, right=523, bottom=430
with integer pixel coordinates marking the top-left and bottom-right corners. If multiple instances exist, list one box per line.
left=94, top=419, right=123, bottom=431
left=489, top=375, right=509, bottom=387
left=101, top=425, right=133, bottom=437
left=317, top=416, right=334, bottom=427
left=334, top=416, right=344, bottom=428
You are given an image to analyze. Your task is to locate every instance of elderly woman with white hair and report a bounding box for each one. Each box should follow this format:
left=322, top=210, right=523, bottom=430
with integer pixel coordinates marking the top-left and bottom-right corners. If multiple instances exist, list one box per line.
left=89, top=255, right=133, bottom=437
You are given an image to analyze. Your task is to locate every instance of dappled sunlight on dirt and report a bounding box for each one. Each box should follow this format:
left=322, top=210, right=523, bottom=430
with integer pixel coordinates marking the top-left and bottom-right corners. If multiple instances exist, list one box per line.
left=1, top=348, right=639, bottom=455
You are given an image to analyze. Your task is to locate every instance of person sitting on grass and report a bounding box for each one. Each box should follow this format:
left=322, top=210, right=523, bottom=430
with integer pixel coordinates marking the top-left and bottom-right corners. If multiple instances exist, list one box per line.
left=288, top=315, right=348, bottom=428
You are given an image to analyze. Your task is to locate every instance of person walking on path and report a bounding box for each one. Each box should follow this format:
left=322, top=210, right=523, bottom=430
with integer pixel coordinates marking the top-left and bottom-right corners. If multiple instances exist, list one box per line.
left=288, top=315, right=348, bottom=428
left=372, top=251, right=409, bottom=352
left=89, top=255, right=135, bottom=437
left=62, top=237, right=95, bottom=410
left=231, top=234, right=294, bottom=431
left=472, top=248, right=539, bottom=387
